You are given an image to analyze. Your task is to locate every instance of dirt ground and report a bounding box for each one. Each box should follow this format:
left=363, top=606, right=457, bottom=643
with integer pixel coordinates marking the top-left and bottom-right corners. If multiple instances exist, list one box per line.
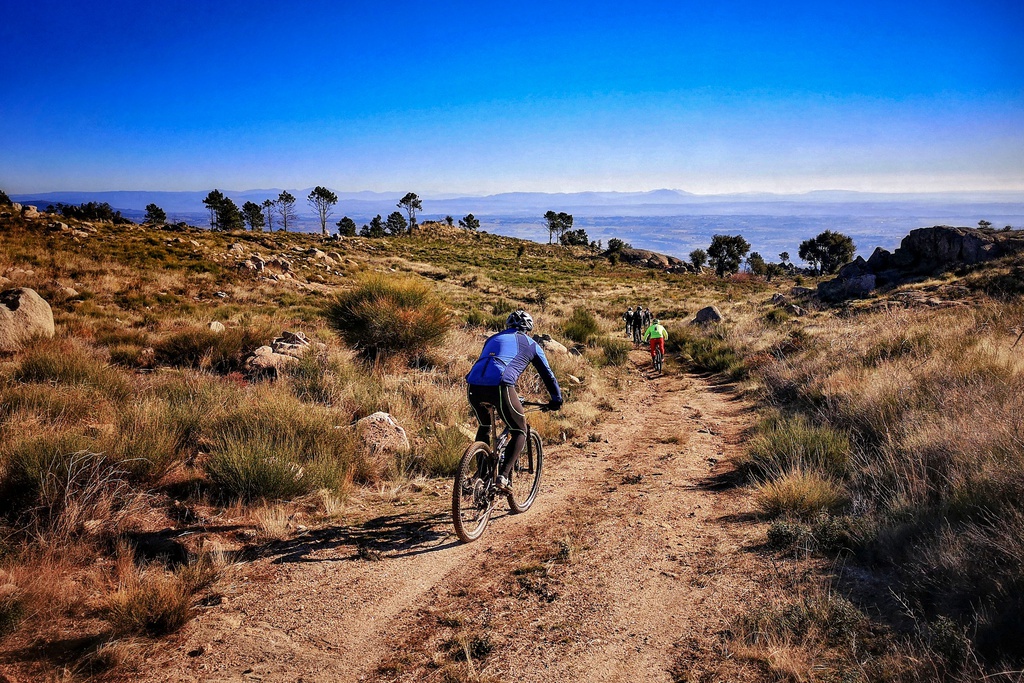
left=137, top=351, right=775, bottom=682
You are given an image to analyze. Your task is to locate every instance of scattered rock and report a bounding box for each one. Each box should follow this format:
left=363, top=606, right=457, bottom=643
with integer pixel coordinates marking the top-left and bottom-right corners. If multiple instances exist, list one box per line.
left=228, top=242, right=245, bottom=254
left=612, top=247, right=686, bottom=270
left=271, top=331, right=312, bottom=358
left=10, top=202, right=22, bottom=213
left=209, top=321, right=226, bottom=333
left=693, top=306, right=723, bottom=324
left=532, top=334, right=569, bottom=355
left=22, top=205, right=39, bottom=218
left=356, top=412, right=411, bottom=478
left=568, top=374, right=583, bottom=385
left=245, top=345, right=299, bottom=377
left=785, top=304, right=806, bottom=316
left=770, top=293, right=788, bottom=305
left=790, top=286, right=814, bottom=297
left=0, top=288, right=55, bottom=353
left=239, top=254, right=265, bottom=272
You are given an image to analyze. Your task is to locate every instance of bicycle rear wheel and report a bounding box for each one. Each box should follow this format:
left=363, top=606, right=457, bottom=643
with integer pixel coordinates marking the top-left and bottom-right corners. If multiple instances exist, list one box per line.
left=452, top=442, right=494, bottom=543
left=508, top=430, right=543, bottom=513
left=655, top=349, right=664, bottom=372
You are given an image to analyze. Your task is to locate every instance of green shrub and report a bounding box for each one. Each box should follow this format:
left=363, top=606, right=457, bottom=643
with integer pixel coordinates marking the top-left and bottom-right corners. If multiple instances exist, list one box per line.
left=562, top=307, right=600, bottom=344
left=738, top=414, right=851, bottom=480
left=324, top=275, right=452, bottom=360
left=599, top=337, right=630, bottom=366
left=765, top=308, right=790, bottom=325
left=155, top=325, right=271, bottom=373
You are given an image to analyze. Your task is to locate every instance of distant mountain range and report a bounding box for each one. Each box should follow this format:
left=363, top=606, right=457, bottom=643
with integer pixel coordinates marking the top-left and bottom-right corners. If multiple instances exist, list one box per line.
left=12, top=188, right=1024, bottom=222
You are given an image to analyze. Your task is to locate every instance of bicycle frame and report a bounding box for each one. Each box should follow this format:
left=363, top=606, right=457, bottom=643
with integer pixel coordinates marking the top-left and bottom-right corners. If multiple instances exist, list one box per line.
left=481, top=401, right=543, bottom=481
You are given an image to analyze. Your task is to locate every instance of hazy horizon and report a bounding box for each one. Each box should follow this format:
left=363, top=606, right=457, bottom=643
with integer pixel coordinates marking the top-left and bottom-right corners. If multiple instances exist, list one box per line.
left=2, top=1, right=1022, bottom=195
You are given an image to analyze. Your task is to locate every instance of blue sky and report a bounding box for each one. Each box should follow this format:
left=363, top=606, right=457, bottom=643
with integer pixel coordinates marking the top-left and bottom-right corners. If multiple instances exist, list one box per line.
left=2, top=0, right=1022, bottom=194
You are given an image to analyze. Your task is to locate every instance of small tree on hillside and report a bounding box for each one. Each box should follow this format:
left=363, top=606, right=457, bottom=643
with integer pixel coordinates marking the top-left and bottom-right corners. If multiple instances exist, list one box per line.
left=607, top=238, right=630, bottom=253
left=307, top=186, right=338, bottom=236
left=276, top=191, right=297, bottom=232
left=217, top=197, right=244, bottom=231
left=261, top=199, right=276, bottom=232
left=979, top=220, right=992, bottom=229
left=798, top=230, right=855, bottom=275
left=747, top=252, right=768, bottom=277
left=360, top=214, right=385, bottom=238
left=398, top=192, right=422, bottom=235
left=689, top=249, right=707, bottom=271
left=144, top=203, right=166, bottom=225
left=203, top=190, right=226, bottom=229
left=458, top=213, right=480, bottom=230
left=242, top=201, right=265, bottom=231
left=444, top=215, right=454, bottom=226
left=779, top=251, right=790, bottom=265
left=707, top=234, right=751, bottom=277
left=0, top=190, right=11, bottom=205
left=560, top=228, right=589, bottom=246
left=385, top=211, right=408, bottom=236
left=336, top=216, right=357, bottom=236
left=544, top=211, right=573, bottom=244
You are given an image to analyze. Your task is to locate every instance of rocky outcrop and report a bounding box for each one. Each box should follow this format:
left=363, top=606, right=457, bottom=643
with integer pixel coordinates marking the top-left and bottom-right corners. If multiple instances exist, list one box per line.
left=613, top=248, right=686, bottom=271
left=244, top=331, right=316, bottom=377
left=0, top=288, right=55, bottom=353
left=818, top=226, right=1024, bottom=301
left=693, top=306, right=723, bottom=324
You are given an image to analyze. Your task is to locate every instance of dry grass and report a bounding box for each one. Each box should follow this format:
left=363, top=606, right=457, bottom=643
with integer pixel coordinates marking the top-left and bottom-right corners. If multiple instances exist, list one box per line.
left=755, top=469, right=850, bottom=520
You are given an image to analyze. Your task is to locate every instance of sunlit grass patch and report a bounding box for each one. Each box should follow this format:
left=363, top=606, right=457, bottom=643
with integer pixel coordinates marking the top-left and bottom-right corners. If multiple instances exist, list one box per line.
left=755, top=469, right=849, bottom=520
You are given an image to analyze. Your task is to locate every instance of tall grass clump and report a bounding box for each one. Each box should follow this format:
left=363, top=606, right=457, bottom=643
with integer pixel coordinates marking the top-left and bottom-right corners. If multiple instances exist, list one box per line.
left=562, top=307, right=600, bottom=344
left=667, top=326, right=745, bottom=378
left=755, top=469, right=850, bottom=520
left=155, top=325, right=271, bottom=373
left=13, top=339, right=131, bottom=401
left=324, top=275, right=452, bottom=360
left=738, top=414, right=851, bottom=480
left=598, top=337, right=630, bottom=366
left=204, top=398, right=356, bottom=502
left=420, top=425, right=468, bottom=477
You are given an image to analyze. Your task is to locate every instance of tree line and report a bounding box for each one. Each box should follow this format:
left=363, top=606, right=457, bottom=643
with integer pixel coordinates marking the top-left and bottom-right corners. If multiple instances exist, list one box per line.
left=683, top=230, right=855, bottom=278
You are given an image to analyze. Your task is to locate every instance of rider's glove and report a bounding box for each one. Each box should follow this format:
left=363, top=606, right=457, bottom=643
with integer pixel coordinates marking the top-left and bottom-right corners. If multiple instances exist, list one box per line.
left=546, top=398, right=563, bottom=412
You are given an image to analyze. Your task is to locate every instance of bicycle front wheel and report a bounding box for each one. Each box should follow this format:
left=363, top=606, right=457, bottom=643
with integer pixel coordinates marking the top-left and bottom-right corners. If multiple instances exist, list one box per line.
left=508, top=430, right=543, bottom=513
left=453, top=442, right=493, bottom=543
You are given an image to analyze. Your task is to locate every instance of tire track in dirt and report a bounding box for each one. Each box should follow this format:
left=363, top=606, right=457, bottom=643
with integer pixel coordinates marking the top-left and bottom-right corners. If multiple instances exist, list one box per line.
left=142, top=352, right=768, bottom=682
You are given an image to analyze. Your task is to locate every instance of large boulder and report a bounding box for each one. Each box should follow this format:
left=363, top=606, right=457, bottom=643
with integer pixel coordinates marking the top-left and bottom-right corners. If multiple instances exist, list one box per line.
left=245, top=345, right=299, bottom=377
left=614, top=248, right=685, bottom=270
left=0, top=288, right=55, bottom=353
left=693, top=306, right=723, bottom=324
left=533, top=334, right=568, bottom=355
left=818, top=273, right=876, bottom=301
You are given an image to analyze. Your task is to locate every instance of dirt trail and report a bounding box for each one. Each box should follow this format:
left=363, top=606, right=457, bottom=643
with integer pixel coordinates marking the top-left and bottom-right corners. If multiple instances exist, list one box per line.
left=144, top=352, right=770, bottom=682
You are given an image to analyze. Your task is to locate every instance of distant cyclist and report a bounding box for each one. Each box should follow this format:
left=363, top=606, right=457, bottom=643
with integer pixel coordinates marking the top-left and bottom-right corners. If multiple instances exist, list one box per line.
left=642, top=318, right=668, bottom=363
left=465, top=310, right=563, bottom=493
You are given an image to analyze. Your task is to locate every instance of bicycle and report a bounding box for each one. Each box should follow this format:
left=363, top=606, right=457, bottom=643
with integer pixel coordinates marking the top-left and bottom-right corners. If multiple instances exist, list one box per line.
left=452, top=400, right=547, bottom=543
left=653, top=346, right=664, bottom=372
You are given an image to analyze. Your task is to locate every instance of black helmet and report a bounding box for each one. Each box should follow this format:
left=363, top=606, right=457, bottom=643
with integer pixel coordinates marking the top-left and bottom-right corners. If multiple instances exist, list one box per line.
left=506, top=309, right=534, bottom=332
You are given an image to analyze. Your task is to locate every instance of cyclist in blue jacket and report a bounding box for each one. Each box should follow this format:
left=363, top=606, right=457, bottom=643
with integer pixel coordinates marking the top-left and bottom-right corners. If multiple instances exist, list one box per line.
left=466, top=310, right=562, bottom=493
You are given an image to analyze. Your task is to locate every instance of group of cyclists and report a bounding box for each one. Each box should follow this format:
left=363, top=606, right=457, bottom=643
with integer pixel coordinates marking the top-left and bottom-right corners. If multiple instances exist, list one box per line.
left=624, top=305, right=668, bottom=364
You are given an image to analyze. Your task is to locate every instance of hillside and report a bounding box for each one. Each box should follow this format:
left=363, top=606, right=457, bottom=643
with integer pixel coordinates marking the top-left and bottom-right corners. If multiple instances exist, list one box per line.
left=0, top=204, right=1022, bottom=682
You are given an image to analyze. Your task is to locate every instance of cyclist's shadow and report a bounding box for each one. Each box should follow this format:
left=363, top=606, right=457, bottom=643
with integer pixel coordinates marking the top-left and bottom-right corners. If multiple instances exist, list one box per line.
left=263, top=508, right=494, bottom=565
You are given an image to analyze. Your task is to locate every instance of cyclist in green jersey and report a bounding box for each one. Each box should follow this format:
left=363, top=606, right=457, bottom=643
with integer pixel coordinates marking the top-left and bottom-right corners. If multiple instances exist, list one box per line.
left=642, top=318, right=668, bottom=363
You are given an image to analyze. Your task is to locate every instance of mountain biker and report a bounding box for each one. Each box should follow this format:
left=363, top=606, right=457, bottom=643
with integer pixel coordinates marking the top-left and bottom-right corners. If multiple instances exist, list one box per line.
left=623, top=307, right=634, bottom=337
left=465, top=310, right=563, bottom=493
left=642, top=318, right=668, bottom=363
left=632, top=304, right=644, bottom=345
